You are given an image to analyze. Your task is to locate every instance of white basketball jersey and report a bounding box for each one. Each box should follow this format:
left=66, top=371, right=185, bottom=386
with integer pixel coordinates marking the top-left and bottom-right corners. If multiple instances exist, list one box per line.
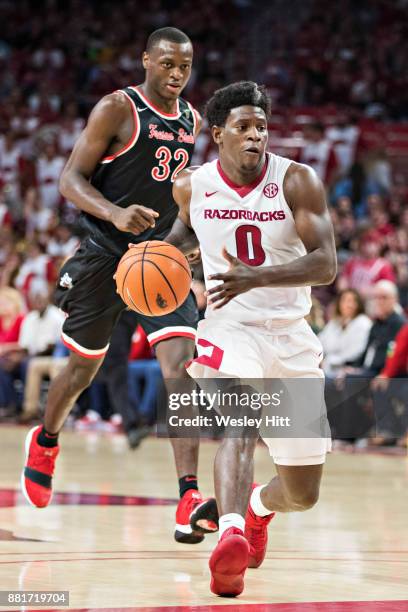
left=190, top=153, right=311, bottom=323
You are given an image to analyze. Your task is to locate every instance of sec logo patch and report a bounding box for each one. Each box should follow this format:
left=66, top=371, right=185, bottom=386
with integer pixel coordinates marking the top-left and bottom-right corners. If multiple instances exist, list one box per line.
left=263, top=183, right=279, bottom=198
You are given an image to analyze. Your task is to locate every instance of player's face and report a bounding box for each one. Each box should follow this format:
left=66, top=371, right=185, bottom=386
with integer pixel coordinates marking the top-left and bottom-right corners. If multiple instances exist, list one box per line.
left=213, top=106, right=268, bottom=173
left=143, top=41, right=193, bottom=101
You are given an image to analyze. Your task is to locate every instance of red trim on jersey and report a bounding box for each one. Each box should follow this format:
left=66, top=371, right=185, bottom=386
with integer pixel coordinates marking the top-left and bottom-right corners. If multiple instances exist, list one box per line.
left=187, top=102, right=200, bottom=136
left=149, top=330, right=196, bottom=347
left=133, top=86, right=180, bottom=118
left=61, top=336, right=108, bottom=359
left=216, top=155, right=269, bottom=198
left=101, top=92, right=140, bottom=162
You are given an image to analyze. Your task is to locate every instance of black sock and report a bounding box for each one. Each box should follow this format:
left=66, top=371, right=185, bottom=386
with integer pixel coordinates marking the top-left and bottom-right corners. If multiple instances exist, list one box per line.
left=37, top=426, right=59, bottom=448
left=179, top=474, right=198, bottom=498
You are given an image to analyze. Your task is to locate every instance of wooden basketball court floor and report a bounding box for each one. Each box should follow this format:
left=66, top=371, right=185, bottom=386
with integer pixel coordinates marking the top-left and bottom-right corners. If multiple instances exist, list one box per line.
left=0, top=425, right=407, bottom=612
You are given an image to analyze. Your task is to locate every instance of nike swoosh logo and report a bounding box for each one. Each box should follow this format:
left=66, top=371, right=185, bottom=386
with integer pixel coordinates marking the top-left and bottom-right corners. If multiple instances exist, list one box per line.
left=137, top=107, right=147, bottom=112
left=205, top=191, right=217, bottom=197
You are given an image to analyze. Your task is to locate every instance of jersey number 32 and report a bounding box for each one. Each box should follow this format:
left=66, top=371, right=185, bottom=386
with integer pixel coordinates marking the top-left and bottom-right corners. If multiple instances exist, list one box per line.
left=152, top=146, right=190, bottom=183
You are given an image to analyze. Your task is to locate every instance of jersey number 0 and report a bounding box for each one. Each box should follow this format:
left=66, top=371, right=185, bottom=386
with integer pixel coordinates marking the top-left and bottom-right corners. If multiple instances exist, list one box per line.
left=235, top=225, right=266, bottom=266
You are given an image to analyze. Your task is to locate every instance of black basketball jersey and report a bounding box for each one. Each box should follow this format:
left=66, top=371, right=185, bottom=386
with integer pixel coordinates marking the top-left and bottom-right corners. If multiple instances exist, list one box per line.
left=80, top=86, right=198, bottom=257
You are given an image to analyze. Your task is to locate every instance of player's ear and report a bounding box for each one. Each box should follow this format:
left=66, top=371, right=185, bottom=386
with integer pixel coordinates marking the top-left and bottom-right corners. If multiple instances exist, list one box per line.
left=212, top=125, right=223, bottom=146
left=142, top=52, right=149, bottom=70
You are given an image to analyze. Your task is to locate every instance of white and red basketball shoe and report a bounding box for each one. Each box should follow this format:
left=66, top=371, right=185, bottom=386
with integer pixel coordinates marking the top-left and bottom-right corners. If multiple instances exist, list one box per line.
left=175, top=490, right=218, bottom=544
left=21, top=426, right=59, bottom=508
left=245, top=484, right=275, bottom=568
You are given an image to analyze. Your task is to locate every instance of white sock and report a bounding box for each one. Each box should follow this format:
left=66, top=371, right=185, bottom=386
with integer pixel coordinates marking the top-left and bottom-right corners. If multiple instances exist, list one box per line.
left=250, top=485, right=273, bottom=517
left=219, top=513, right=245, bottom=539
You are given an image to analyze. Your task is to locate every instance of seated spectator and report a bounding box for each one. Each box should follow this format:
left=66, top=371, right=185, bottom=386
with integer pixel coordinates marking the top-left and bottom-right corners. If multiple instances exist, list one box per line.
left=337, top=230, right=396, bottom=299
left=0, top=279, right=64, bottom=417
left=319, top=289, right=372, bottom=376
left=370, top=324, right=408, bottom=447
left=0, top=287, right=25, bottom=414
left=20, top=340, right=69, bottom=422
left=328, top=281, right=405, bottom=441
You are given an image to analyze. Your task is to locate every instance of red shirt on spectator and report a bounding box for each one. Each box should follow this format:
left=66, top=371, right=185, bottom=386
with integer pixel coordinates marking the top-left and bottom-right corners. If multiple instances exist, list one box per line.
left=129, top=324, right=152, bottom=361
left=381, top=324, right=408, bottom=378
left=341, top=256, right=396, bottom=292
left=0, top=313, right=24, bottom=343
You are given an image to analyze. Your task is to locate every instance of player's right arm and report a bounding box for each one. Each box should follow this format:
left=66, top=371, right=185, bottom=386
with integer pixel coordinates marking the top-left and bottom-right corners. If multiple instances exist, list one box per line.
left=164, top=167, right=199, bottom=255
left=59, top=93, right=159, bottom=234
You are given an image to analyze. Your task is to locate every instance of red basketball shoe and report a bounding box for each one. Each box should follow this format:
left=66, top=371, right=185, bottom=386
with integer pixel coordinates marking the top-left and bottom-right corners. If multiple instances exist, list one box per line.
left=245, top=484, right=275, bottom=568
left=175, top=490, right=218, bottom=544
left=21, top=426, right=59, bottom=508
left=209, top=527, right=250, bottom=597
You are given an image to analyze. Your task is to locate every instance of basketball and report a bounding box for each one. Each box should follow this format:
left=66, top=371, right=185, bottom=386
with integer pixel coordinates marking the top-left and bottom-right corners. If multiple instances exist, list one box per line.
left=115, top=241, right=192, bottom=316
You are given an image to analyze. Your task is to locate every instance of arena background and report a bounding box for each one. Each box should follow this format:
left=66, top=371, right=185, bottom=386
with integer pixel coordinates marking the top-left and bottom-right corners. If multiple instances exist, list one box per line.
left=0, top=1, right=407, bottom=610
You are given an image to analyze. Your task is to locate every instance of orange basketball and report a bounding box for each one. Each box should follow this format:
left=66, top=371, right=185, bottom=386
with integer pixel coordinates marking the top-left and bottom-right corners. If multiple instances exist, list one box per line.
left=115, top=241, right=192, bottom=316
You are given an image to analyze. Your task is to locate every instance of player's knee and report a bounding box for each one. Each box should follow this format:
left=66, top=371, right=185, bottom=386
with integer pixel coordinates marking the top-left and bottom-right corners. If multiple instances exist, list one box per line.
left=286, top=486, right=320, bottom=511
left=160, top=356, right=191, bottom=379
left=68, top=362, right=98, bottom=393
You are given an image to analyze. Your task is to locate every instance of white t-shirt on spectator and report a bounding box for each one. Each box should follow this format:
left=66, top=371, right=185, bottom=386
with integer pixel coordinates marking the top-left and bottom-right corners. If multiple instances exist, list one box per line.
left=19, top=305, right=64, bottom=355
left=319, top=314, right=373, bottom=375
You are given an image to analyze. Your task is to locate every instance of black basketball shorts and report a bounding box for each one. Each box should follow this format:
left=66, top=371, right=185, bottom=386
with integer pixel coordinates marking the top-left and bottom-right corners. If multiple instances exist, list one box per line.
left=55, top=239, right=198, bottom=358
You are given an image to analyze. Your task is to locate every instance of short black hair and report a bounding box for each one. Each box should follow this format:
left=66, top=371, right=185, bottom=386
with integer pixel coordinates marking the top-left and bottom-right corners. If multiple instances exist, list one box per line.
left=205, top=81, right=271, bottom=127
left=146, top=27, right=192, bottom=52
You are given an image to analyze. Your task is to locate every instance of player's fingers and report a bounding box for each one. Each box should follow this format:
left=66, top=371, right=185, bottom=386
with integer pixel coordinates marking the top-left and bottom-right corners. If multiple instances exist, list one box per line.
left=213, top=296, right=231, bottom=309
left=138, top=205, right=160, bottom=218
left=133, top=206, right=159, bottom=223
left=207, top=273, right=227, bottom=283
left=222, top=247, right=238, bottom=265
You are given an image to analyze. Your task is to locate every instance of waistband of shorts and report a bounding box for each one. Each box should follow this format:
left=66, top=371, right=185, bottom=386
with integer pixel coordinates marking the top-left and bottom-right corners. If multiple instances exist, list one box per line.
left=244, top=318, right=305, bottom=332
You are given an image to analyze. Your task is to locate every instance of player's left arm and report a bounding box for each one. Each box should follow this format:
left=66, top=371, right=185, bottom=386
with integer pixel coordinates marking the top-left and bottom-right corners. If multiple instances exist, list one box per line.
left=164, top=167, right=199, bottom=256
left=207, top=163, right=337, bottom=308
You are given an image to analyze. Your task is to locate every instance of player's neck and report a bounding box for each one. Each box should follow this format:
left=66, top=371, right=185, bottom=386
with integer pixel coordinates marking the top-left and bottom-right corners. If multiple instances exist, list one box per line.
left=139, top=83, right=178, bottom=114
left=218, top=155, right=267, bottom=186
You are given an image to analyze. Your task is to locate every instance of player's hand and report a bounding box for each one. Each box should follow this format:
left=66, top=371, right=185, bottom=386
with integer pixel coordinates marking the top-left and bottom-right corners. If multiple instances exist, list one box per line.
left=111, top=205, right=159, bottom=234
left=206, top=247, right=257, bottom=309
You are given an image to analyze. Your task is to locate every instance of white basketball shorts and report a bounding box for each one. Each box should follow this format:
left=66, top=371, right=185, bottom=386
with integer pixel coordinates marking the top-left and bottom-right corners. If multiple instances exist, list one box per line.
left=186, top=317, right=331, bottom=466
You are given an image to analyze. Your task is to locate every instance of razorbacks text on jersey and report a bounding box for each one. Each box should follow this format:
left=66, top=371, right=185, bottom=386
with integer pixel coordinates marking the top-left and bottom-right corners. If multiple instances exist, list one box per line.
left=81, top=86, right=198, bottom=256
left=189, top=152, right=311, bottom=322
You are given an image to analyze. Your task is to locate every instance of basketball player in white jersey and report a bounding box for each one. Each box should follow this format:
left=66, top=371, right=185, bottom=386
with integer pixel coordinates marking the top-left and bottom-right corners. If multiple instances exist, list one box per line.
left=165, top=81, right=337, bottom=597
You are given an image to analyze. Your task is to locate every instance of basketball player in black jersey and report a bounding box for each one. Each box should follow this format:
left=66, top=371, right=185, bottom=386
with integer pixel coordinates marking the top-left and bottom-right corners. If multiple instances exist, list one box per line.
left=21, top=27, right=217, bottom=544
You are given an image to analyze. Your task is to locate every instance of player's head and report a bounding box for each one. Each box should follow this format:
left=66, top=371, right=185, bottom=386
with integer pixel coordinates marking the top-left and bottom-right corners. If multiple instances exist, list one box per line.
left=205, top=81, right=271, bottom=173
left=143, top=27, right=193, bottom=101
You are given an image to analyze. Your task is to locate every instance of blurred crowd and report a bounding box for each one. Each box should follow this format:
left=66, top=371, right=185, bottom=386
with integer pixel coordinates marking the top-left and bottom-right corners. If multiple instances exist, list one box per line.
left=0, top=0, right=406, bottom=448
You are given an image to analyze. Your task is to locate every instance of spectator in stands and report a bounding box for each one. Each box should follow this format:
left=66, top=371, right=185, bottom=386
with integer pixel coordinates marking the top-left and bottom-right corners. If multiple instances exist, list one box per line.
left=337, top=229, right=396, bottom=298
left=0, top=289, right=26, bottom=406
left=326, top=112, right=361, bottom=177
left=370, top=324, right=407, bottom=447
left=0, top=131, right=23, bottom=215
left=300, top=121, right=339, bottom=189
left=14, top=241, right=57, bottom=300
left=0, top=280, right=63, bottom=416
left=35, top=141, right=65, bottom=210
left=329, top=281, right=405, bottom=442
left=319, top=289, right=372, bottom=376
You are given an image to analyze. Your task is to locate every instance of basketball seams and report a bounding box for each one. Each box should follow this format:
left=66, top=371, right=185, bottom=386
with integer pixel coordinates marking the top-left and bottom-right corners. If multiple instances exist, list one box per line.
left=145, top=259, right=179, bottom=308
left=140, top=252, right=191, bottom=276
left=141, top=241, right=153, bottom=315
